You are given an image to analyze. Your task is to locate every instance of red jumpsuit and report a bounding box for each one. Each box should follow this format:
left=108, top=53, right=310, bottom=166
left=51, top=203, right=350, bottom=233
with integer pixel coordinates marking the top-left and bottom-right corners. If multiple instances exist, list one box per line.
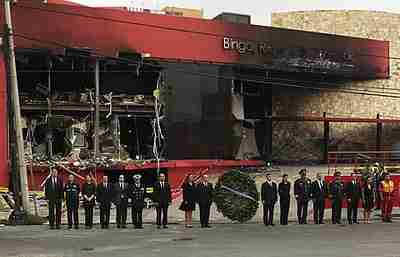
left=379, top=180, right=395, bottom=222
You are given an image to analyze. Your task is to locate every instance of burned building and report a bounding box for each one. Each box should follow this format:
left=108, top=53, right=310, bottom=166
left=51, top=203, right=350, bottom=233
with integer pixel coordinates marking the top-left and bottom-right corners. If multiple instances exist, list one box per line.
left=0, top=1, right=392, bottom=189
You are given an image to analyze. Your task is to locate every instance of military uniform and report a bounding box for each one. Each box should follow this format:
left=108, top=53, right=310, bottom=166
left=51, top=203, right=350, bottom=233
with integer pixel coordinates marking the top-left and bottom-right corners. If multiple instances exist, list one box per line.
left=64, top=182, right=80, bottom=229
left=294, top=177, right=312, bottom=224
left=129, top=178, right=146, bottom=229
left=330, top=179, right=345, bottom=224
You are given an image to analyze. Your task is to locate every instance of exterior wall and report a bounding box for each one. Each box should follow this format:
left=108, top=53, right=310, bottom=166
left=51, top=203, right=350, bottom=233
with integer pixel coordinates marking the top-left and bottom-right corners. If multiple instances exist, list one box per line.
left=270, top=10, right=400, bottom=162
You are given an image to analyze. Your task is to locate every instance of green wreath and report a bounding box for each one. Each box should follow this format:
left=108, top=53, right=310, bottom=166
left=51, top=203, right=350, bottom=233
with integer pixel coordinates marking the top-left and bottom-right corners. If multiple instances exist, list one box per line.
left=214, top=169, right=259, bottom=223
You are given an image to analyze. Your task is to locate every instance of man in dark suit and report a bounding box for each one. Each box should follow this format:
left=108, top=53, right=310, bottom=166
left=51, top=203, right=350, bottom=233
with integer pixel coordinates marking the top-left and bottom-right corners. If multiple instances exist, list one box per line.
left=113, top=175, right=129, bottom=228
left=345, top=173, right=362, bottom=224
left=153, top=173, right=172, bottom=229
left=294, top=169, right=312, bottom=224
left=261, top=173, right=278, bottom=226
left=96, top=175, right=113, bottom=229
left=312, top=173, right=327, bottom=224
left=330, top=171, right=345, bottom=224
left=197, top=174, right=213, bottom=228
left=129, top=174, right=146, bottom=229
left=44, top=168, right=64, bottom=229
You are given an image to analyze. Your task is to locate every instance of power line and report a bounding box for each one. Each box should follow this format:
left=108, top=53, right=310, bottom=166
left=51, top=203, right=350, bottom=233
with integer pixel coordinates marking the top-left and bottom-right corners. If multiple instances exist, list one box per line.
left=232, top=71, right=400, bottom=93
left=14, top=3, right=400, bottom=61
left=12, top=33, right=400, bottom=99
left=17, top=68, right=400, bottom=94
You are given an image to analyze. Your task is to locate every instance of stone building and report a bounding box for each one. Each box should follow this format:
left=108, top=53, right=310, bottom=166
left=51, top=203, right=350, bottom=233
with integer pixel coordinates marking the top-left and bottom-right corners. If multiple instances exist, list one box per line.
left=269, top=10, right=400, bottom=163
left=161, top=6, right=204, bottom=18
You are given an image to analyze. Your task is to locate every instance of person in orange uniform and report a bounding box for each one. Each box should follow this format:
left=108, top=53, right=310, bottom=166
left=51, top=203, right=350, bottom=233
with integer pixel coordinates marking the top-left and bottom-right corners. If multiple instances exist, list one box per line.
left=379, top=173, right=395, bottom=223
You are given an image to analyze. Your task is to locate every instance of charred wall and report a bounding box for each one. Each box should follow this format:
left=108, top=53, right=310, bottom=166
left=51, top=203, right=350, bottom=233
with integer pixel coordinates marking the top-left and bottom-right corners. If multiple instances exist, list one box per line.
left=270, top=10, right=400, bottom=163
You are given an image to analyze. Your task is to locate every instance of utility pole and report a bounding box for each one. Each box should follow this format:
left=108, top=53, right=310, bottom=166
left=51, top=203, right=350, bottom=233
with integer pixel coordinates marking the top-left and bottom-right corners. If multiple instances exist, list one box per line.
left=94, top=59, right=100, bottom=177
left=47, top=59, right=53, bottom=159
left=4, top=0, right=29, bottom=212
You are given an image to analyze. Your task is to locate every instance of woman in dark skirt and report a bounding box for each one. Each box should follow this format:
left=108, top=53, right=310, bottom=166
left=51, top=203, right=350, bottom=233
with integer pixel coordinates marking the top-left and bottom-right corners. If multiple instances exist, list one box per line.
left=82, top=175, right=96, bottom=229
left=180, top=174, right=196, bottom=228
left=361, top=176, right=375, bottom=224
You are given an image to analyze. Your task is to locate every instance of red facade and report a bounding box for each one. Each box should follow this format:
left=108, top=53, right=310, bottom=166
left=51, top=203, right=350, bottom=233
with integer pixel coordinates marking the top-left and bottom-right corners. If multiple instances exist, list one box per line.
left=0, top=1, right=390, bottom=187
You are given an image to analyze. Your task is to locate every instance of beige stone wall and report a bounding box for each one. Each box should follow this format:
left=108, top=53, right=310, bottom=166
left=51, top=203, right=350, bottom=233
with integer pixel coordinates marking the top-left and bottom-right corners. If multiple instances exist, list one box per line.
left=162, top=6, right=203, bottom=18
left=270, top=11, right=400, bottom=162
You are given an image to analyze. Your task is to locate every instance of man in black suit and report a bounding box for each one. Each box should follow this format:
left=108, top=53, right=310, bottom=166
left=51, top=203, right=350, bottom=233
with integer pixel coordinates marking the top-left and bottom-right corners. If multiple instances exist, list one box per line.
left=197, top=174, right=213, bottom=228
left=44, top=168, right=64, bottom=229
left=113, top=175, right=129, bottom=228
left=330, top=171, right=345, bottom=224
left=261, top=173, right=278, bottom=226
left=153, top=173, right=172, bottom=229
left=345, top=173, right=362, bottom=224
left=312, top=173, right=327, bottom=224
left=96, top=175, right=113, bottom=229
left=294, top=169, right=312, bottom=224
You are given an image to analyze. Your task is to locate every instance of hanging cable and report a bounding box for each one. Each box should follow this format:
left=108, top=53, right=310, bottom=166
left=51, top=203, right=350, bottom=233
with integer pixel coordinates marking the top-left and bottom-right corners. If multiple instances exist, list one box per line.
left=152, top=72, right=164, bottom=174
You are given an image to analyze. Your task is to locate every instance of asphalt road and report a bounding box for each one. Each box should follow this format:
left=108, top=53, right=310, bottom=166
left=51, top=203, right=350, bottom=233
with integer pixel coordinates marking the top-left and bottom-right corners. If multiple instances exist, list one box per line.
left=1, top=222, right=400, bottom=257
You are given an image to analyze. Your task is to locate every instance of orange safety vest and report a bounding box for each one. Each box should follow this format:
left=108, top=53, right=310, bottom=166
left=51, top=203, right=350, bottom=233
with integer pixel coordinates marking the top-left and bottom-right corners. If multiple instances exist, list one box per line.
left=381, top=180, right=394, bottom=193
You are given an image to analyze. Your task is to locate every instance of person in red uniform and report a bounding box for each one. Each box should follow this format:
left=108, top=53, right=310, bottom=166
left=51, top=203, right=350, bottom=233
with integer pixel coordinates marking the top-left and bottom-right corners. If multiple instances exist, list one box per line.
left=379, top=173, right=395, bottom=223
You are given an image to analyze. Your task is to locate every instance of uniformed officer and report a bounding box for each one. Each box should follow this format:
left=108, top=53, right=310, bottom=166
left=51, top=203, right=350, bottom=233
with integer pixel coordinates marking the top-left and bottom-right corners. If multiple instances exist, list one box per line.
left=329, top=171, right=345, bottom=224
left=129, top=174, right=146, bottom=229
left=64, top=174, right=80, bottom=229
left=294, top=169, right=312, bottom=224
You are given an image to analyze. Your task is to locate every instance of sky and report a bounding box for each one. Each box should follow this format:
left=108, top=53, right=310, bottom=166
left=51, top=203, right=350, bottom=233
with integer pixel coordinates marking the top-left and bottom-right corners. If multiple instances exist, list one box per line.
left=72, top=0, right=400, bottom=26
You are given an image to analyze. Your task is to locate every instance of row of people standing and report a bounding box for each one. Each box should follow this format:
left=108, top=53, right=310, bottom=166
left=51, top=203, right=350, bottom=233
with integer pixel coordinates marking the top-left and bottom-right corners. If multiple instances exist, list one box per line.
left=45, top=169, right=152, bottom=229
left=45, top=170, right=97, bottom=229
left=260, top=169, right=395, bottom=226
left=179, top=174, right=214, bottom=228
left=44, top=169, right=214, bottom=230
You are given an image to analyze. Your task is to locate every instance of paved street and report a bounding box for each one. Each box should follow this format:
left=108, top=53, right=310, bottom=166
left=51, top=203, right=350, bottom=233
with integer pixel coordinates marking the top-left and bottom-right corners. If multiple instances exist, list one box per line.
left=1, top=222, right=400, bottom=257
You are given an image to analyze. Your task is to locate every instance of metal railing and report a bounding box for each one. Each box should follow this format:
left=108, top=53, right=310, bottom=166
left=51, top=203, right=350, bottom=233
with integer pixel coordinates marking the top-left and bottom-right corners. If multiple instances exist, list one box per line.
left=327, top=150, right=400, bottom=175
